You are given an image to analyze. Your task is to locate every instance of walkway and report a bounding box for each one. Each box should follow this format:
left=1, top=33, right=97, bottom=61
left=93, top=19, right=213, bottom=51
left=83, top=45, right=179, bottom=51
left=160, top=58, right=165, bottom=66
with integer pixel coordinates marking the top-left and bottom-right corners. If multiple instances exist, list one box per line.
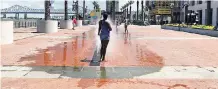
left=1, top=25, right=218, bottom=89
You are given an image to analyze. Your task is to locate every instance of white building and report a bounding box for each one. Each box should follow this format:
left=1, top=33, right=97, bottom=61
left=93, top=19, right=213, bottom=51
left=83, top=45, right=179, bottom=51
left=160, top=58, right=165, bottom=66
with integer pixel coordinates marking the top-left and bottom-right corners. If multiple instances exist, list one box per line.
left=181, top=0, right=218, bottom=26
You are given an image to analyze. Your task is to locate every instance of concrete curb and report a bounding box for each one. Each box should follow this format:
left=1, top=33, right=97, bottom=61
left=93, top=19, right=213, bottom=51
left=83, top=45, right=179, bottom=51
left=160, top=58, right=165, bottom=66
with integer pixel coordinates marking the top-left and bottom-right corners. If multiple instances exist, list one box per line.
left=161, top=25, right=218, bottom=37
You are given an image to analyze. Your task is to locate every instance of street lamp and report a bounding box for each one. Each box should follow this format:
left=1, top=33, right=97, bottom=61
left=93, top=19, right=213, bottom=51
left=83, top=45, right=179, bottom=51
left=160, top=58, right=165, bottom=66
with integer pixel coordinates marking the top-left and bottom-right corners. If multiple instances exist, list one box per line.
left=187, top=13, right=190, bottom=25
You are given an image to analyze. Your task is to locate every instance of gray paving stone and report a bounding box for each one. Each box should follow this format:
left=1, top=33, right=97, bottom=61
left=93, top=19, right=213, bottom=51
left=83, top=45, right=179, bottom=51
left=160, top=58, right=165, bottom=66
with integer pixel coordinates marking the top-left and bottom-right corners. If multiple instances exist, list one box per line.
left=60, top=71, right=98, bottom=78
left=1, top=71, right=29, bottom=78
left=2, top=66, right=218, bottom=79
left=82, top=66, right=99, bottom=72
left=1, top=66, right=21, bottom=71
left=63, top=66, right=83, bottom=72
left=30, top=66, right=54, bottom=71
left=24, top=71, right=61, bottom=78
left=50, top=66, right=65, bottom=71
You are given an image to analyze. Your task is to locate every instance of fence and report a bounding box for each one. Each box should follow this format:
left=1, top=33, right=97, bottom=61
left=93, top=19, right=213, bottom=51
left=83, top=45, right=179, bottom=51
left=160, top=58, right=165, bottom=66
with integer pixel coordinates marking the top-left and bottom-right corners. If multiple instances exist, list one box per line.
left=13, top=20, right=37, bottom=28
left=2, top=19, right=90, bottom=28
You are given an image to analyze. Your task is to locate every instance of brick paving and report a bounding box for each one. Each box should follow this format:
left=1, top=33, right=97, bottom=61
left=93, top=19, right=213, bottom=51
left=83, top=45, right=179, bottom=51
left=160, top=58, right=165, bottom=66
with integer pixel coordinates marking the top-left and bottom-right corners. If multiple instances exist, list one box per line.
left=1, top=25, right=218, bottom=89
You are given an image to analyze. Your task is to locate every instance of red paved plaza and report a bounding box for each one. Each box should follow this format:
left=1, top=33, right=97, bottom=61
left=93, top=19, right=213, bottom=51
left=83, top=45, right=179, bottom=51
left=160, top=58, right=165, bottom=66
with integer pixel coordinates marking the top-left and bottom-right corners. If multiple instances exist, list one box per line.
left=1, top=25, right=218, bottom=89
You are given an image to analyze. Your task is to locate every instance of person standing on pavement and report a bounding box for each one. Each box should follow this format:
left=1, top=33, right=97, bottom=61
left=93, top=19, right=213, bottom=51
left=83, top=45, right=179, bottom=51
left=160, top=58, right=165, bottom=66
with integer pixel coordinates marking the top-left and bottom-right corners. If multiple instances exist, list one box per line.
left=213, top=21, right=218, bottom=31
left=72, top=17, right=77, bottom=30
left=98, top=14, right=112, bottom=62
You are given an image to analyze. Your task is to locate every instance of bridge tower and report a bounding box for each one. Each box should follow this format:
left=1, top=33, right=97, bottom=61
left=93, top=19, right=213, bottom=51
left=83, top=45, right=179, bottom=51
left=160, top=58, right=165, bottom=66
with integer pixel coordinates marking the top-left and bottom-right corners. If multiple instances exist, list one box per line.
left=15, top=13, right=19, bottom=19
left=2, top=14, right=6, bottom=18
left=24, top=13, right=27, bottom=19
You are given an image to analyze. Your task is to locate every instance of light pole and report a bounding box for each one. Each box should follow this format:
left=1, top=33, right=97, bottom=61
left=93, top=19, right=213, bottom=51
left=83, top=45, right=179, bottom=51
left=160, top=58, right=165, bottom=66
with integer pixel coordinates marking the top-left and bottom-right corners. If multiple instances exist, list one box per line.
left=136, top=0, right=139, bottom=20
left=83, top=0, right=85, bottom=20
left=141, top=0, right=144, bottom=21
left=129, top=2, right=132, bottom=23
left=112, top=1, right=116, bottom=23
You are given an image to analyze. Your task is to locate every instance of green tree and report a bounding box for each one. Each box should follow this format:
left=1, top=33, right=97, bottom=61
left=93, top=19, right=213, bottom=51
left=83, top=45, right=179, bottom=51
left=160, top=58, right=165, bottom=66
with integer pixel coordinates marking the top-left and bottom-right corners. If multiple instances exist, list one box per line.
left=92, top=1, right=99, bottom=10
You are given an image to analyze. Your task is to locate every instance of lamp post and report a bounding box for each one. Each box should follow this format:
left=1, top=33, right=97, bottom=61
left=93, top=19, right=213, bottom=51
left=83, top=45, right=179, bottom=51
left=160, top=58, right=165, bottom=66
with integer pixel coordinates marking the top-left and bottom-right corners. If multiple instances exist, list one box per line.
left=141, top=0, right=144, bottom=21
left=83, top=0, right=85, bottom=20
left=136, top=0, right=139, bottom=20
left=187, top=13, right=190, bottom=25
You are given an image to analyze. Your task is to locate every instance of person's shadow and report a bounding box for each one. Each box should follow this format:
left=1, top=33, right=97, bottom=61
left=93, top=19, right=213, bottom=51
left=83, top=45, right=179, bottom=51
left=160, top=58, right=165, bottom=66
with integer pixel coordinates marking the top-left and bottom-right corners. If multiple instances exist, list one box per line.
left=124, top=33, right=131, bottom=45
left=96, top=64, right=108, bottom=87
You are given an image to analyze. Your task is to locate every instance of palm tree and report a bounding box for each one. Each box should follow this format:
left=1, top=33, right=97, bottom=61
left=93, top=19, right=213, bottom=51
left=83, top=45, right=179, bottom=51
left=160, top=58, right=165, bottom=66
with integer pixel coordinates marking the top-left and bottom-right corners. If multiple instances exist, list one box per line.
left=92, top=1, right=99, bottom=10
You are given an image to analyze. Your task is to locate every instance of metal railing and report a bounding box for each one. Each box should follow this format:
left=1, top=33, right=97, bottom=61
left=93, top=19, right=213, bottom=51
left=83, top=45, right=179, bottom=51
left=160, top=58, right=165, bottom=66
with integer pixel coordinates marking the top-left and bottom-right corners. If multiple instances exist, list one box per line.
left=1, top=19, right=38, bottom=28
left=13, top=19, right=37, bottom=28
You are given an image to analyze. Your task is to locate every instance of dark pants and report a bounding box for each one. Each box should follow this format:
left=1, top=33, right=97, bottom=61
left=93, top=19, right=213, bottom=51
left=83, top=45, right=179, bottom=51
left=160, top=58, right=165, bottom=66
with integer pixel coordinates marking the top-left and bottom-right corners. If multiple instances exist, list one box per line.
left=125, top=25, right=128, bottom=33
left=214, top=23, right=218, bottom=30
left=100, top=40, right=109, bottom=61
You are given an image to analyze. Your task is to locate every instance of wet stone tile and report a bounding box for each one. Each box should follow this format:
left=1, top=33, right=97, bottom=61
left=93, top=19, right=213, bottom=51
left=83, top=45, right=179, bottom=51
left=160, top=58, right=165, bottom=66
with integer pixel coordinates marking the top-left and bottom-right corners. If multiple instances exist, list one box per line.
left=60, top=70, right=98, bottom=78
left=24, top=71, right=61, bottom=78
left=62, top=66, right=83, bottom=72
left=30, top=66, right=54, bottom=71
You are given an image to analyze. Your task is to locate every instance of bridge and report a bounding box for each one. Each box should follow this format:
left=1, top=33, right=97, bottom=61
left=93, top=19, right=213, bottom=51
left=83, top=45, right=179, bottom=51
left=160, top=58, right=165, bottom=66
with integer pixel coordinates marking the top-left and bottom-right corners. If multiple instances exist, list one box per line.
left=1, top=5, right=92, bottom=19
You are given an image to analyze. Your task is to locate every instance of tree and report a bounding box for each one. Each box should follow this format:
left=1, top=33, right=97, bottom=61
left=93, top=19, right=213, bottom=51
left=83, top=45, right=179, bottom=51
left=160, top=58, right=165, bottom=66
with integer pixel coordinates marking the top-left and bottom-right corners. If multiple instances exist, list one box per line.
left=92, top=1, right=99, bottom=10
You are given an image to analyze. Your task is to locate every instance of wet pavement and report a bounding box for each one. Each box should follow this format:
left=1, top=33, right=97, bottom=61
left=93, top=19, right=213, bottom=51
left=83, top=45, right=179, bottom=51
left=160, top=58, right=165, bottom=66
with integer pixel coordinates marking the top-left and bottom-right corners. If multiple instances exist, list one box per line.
left=1, top=25, right=218, bottom=89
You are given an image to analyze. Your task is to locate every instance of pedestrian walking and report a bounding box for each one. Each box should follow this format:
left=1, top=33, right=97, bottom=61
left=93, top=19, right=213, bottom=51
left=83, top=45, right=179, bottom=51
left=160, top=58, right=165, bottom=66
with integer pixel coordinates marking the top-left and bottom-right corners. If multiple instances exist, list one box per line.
left=72, top=17, right=77, bottom=30
left=116, top=19, right=119, bottom=28
left=124, top=19, right=128, bottom=33
left=98, top=14, right=112, bottom=62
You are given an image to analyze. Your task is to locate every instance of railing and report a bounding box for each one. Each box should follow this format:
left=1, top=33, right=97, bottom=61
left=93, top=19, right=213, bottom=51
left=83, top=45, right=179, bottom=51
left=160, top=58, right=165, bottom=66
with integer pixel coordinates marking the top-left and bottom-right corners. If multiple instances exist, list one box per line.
left=1, top=19, right=38, bottom=28
left=13, top=19, right=37, bottom=28
left=1, top=19, right=90, bottom=28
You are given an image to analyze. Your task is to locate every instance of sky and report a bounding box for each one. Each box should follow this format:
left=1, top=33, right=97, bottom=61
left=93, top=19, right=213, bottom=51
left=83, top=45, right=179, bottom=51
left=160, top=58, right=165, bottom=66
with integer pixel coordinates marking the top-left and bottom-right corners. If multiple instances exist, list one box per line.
left=0, top=0, right=141, bottom=11
left=0, top=0, right=142, bottom=18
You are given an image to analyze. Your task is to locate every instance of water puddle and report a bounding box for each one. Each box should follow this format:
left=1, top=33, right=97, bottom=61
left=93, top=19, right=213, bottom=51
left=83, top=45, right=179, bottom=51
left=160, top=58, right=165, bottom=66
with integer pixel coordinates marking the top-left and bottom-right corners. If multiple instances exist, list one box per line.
left=19, top=30, right=96, bottom=66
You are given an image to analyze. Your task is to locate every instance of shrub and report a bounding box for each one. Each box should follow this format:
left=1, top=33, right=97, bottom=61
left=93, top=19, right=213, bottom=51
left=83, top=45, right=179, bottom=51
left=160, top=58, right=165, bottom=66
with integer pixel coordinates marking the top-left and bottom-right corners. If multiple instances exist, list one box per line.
left=164, top=24, right=215, bottom=30
left=202, top=25, right=215, bottom=30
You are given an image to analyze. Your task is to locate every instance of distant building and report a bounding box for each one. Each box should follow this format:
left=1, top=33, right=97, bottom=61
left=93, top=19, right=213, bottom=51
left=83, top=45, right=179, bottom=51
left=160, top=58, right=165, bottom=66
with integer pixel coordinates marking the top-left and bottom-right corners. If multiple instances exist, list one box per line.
left=106, top=0, right=119, bottom=13
left=145, top=1, right=179, bottom=24
left=181, top=1, right=218, bottom=26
